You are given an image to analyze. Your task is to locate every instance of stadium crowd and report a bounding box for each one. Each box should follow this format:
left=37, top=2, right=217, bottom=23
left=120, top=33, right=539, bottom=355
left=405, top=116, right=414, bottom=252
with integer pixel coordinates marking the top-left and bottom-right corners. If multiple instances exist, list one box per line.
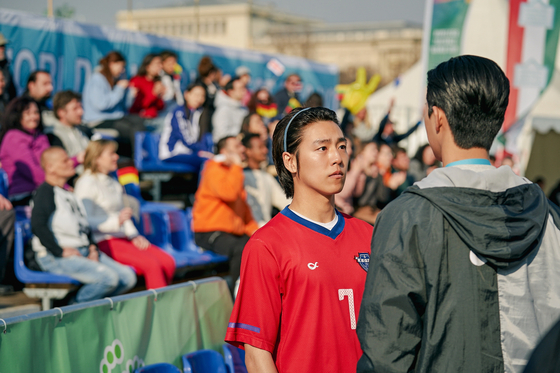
left=1, top=30, right=560, bottom=372
left=0, top=32, right=442, bottom=299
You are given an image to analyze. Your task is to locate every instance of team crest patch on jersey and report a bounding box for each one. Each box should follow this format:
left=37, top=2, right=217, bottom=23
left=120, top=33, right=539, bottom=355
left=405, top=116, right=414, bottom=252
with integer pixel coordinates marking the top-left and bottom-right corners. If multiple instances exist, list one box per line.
left=354, top=253, right=370, bottom=272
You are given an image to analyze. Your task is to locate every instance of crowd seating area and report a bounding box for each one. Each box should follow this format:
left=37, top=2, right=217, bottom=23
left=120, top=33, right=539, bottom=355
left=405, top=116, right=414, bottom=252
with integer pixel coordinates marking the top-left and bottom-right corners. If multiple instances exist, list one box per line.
left=7, top=165, right=228, bottom=309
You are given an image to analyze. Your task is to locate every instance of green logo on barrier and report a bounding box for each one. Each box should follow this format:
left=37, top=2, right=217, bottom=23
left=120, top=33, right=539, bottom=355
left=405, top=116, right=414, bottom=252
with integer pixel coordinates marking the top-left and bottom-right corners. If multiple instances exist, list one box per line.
left=100, top=339, right=144, bottom=373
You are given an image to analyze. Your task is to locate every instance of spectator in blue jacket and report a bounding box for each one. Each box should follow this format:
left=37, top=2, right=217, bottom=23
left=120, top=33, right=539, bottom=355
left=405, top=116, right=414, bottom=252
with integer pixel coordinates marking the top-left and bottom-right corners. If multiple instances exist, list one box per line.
left=82, top=51, right=145, bottom=155
left=159, top=82, right=212, bottom=170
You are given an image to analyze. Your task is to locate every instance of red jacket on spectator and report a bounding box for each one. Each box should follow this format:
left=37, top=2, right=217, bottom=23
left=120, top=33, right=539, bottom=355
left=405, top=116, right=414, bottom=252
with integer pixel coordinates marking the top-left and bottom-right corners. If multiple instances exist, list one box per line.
left=0, top=129, right=49, bottom=197
left=129, top=76, right=165, bottom=118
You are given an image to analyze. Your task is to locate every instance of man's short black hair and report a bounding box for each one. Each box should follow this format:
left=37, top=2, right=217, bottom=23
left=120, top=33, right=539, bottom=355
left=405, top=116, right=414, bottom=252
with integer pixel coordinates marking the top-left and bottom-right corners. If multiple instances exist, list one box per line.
left=160, top=50, right=178, bottom=61
left=241, top=133, right=260, bottom=149
left=26, top=70, right=50, bottom=87
left=224, top=76, right=242, bottom=92
left=427, top=55, right=510, bottom=151
left=216, top=136, right=236, bottom=154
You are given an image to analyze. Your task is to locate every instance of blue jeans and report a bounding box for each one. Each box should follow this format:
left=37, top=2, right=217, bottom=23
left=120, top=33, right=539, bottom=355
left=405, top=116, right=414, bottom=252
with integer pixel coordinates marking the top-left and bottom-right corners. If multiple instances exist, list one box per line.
left=36, top=247, right=137, bottom=303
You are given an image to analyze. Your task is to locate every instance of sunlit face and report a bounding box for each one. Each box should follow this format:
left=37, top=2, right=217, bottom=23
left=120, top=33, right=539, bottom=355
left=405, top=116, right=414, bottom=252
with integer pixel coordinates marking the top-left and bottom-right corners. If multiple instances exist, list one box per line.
left=256, top=89, right=270, bottom=103
left=382, top=121, right=394, bottom=136
left=289, top=121, right=348, bottom=198
left=162, top=56, right=177, bottom=75
left=246, top=136, right=268, bottom=164
left=222, top=137, right=247, bottom=162
left=146, top=57, right=163, bottom=78
left=393, top=151, right=410, bottom=171
left=49, top=148, right=76, bottom=179
left=377, top=144, right=393, bottom=169
left=21, top=103, right=41, bottom=132
left=229, top=79, right=247, bottom=101
left=239, top=74, right=251, bottom=86
left=29, top=72, right=53, bottom=100
left=96, top=145, right=119, bottom=174
left=361, top=142, right=379, bottom=168
left=285, top=75, right=302, bottom=93
left=185, top=86, right=206, bottom=109
left=355, top=107, right=367, bottom=122
left=109, top=61, right=126, bottom=78
left=248, top=114, right=267, bottom=141
left=59, top=99, right=83, bottom=126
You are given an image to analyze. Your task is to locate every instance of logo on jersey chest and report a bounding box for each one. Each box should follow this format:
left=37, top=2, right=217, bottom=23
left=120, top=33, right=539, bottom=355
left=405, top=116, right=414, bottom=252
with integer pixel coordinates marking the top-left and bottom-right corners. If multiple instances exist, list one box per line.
left=354, top=253, right=370, bottom=272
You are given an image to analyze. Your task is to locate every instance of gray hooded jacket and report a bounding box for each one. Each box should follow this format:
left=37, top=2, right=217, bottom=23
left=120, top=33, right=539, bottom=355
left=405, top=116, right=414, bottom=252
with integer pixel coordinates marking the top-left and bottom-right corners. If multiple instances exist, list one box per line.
left=357, top=164, right=560, bottom=373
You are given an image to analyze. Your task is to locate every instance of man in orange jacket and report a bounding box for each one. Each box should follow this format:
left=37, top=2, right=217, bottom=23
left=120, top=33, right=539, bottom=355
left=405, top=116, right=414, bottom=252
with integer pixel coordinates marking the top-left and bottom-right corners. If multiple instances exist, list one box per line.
left=193, top=136, right=259, bottom=293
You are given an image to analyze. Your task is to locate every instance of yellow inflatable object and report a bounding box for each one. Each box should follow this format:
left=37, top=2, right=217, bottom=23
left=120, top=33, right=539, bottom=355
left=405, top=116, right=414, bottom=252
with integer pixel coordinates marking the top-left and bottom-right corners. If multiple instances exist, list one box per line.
left=336, top=68, right=381, bottom=114
left=173, top=63, right=183, bottom=75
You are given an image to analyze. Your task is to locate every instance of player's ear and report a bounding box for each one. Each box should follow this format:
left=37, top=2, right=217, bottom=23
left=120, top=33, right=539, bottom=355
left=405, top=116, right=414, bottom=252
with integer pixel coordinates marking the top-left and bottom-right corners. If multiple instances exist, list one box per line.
left=433, top=106, right=448, bottom=135
left=283, top=152, right=297, bottom=174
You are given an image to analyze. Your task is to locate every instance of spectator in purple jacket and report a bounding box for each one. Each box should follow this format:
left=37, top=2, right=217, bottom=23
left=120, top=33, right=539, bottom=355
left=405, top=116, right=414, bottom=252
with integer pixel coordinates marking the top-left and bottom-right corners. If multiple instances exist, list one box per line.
left=0, top=96, right=50, bottom=205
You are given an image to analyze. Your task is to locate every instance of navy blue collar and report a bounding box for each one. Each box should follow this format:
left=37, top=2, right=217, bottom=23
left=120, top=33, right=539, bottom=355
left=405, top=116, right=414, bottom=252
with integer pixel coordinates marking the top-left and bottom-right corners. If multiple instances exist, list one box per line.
left=280, top=206, right=345, bottom=240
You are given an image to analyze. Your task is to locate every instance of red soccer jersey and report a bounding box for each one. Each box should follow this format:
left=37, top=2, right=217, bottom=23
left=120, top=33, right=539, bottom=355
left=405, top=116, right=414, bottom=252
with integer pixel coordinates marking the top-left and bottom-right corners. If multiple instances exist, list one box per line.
left=225, top=207, right=373, bottom=373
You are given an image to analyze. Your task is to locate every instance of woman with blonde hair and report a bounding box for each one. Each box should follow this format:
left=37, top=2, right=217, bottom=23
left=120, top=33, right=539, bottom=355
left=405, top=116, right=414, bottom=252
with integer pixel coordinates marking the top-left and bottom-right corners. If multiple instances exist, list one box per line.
left=74, top=140, right=176, bottom=289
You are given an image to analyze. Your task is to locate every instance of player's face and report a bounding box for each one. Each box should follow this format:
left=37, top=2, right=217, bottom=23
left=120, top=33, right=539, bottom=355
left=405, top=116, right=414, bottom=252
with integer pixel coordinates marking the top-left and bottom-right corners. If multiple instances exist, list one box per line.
left=293, top=120, right=348, bottom=197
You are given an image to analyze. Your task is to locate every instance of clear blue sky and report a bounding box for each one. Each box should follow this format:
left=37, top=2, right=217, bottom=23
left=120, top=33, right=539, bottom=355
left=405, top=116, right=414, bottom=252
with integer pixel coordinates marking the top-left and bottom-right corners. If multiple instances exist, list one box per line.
left=0, top=0, right=427, bottom=26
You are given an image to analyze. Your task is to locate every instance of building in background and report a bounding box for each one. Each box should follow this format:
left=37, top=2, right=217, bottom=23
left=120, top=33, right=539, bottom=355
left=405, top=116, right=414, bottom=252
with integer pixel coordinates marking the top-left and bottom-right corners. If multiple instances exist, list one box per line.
left=116, top=1, right=422, bottom=84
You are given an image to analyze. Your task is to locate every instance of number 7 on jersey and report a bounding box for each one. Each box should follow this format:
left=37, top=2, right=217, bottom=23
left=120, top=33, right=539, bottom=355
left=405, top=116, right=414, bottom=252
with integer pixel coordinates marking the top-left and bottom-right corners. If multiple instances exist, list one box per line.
left=339, top=289, right=357, bottom=330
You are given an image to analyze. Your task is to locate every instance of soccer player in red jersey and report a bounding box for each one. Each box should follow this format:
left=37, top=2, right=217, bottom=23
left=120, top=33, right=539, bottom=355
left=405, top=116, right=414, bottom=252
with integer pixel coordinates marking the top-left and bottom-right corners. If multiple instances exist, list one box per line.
left=225, top=107, right=373, bottom=373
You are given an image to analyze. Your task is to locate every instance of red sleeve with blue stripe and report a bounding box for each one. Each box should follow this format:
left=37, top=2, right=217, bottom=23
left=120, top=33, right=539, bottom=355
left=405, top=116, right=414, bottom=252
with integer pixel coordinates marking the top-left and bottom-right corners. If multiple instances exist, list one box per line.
left=225, top=237, right=282, bottom=353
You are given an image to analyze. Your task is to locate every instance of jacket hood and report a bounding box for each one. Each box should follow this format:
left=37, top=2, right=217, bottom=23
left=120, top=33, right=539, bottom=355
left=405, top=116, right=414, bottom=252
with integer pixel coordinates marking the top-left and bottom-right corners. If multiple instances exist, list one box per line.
left=407, top=165, right=551, bottom=269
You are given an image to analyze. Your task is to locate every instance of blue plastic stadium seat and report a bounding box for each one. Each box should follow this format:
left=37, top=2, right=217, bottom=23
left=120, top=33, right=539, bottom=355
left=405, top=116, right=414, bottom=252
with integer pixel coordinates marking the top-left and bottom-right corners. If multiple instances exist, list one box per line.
left=182, top=350, right=228, bottom=373
left=134, top=363, right=181, bottom=373
left=170, top=209, right=228, bottom=265
left=14, top=220, right=79, bottom=285
left=0, top=169, right=9, bottom=198
left=134, top=132, right=199, bottom=173
left=140, top=210, right=211, bottom=269
left=222, top=344, right=247, bottom=373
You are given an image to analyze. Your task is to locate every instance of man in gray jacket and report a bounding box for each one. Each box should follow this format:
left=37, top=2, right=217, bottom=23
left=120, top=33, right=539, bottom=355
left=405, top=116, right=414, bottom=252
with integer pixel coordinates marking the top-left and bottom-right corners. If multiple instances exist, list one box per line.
left=357, top=55, right=560, bottom=373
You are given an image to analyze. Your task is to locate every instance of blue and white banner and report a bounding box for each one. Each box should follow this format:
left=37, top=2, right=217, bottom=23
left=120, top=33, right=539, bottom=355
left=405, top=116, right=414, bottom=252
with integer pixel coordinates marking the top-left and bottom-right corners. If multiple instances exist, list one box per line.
left=0, top=9, right=338, bottom=108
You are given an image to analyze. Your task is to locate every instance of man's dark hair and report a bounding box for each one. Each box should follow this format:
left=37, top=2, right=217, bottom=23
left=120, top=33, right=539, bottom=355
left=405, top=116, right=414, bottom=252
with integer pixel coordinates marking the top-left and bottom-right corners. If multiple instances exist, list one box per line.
left=427, top=55, right=509, bottom=151
left=272, top=107, right=339, bottom=199
left=53, top=90, right=81, bottom=119
left=215, top=136, right=235, bottom=155
left=392, top=146, right=407, bottom=158
left=241, top=133, right=260, bottom=149
left=185, top=82, right=206, bottom=93
left=26, top=70, right=50, bottom=88
left=160, top=50, right=178, bottom=61
left=224, top=76, right=242, bottom=92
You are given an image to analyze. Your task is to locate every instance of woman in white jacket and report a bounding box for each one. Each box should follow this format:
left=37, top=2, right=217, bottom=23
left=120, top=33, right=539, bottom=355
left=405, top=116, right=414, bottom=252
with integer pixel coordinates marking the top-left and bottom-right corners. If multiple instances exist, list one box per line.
left=74, top=140, right=175, bottom=289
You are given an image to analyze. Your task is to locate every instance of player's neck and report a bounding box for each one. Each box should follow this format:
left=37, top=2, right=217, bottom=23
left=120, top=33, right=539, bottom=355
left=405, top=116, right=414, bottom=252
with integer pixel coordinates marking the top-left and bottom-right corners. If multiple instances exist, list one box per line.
left=441, top=143, right=489, bottom=167
left=290, top=191, right=336, bottom=224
